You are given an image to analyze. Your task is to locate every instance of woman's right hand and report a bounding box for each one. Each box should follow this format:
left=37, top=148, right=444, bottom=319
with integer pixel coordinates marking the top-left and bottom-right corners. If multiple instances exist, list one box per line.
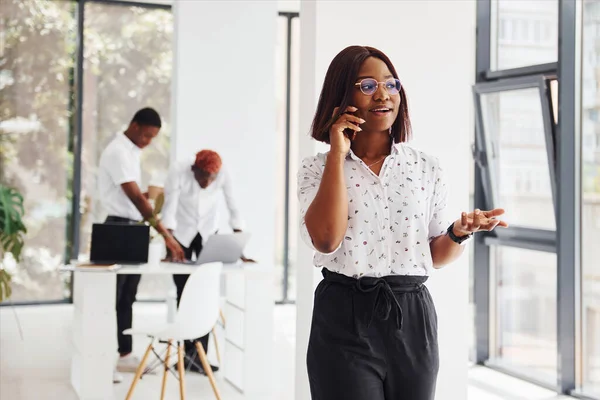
left=329, top=106, right=364, bottom=155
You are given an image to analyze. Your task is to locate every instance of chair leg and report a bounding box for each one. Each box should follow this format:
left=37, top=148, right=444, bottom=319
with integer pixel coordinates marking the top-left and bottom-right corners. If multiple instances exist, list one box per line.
left=160, top=339, right=172, bottom=400
left=195, top=341, right=222, bottom=400
left=219, top=308, right=226, bottom=327
left=125, top=340, right=154, bottom=400
left=211, top=327, right=222, bottom=365
left=177, top=342, right=186, bottom=400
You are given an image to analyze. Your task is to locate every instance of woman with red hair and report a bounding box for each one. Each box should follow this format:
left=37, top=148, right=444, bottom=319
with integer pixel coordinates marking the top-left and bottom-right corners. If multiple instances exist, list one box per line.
left=192, top=150, right=223, bottom=188
left=161, top=149, right=252, bottom=374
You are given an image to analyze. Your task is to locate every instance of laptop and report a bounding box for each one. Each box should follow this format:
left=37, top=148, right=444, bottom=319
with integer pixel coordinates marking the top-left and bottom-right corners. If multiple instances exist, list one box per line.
left=190, top=232, right=251, bottom=264
left=90, top=223, right=150, bottom=264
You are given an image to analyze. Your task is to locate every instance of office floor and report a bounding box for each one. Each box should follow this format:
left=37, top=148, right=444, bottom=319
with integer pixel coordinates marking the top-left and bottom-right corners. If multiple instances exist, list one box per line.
left=0, top=303, right=572, bottom=400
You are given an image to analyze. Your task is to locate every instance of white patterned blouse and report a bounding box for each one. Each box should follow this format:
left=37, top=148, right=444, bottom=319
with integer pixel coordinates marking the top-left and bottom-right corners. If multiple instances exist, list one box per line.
left=298, top=143, right=451, bottom=278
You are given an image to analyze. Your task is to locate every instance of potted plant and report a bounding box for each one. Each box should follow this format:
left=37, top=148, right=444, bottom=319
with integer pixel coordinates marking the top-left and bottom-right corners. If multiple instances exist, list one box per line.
left=0, top=184, right=27, bottom=302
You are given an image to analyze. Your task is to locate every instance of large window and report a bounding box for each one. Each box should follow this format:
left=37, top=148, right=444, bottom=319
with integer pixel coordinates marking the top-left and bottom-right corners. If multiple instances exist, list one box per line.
left=474, top=73, right=558, bottom=387
left=0, top=0, right=77, bottom=302
left=581, top=0, right=600, bottom=397
left=79, top=1, right=173, bottom=300
left=0, top=0, right=172, bottom=304
left=476, top=0, right=600, bottom=398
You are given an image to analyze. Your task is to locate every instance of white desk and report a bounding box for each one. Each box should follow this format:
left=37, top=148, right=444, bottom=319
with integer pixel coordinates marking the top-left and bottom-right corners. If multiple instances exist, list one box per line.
left=65, top=261, right=274, bottom=400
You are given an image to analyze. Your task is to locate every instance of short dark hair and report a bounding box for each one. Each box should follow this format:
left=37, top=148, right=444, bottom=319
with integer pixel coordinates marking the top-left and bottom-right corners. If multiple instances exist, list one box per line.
left=131, top=107, right=162, bottom=128
left=310, top=46, right=411, bottom=144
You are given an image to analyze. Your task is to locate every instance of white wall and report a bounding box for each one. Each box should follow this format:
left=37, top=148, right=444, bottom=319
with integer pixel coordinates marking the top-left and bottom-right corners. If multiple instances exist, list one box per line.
left=278, top=0, right=300, bottom=12
left=171, top=0, right=278, bottom=263
left=295, top=1, right=476, bottom=399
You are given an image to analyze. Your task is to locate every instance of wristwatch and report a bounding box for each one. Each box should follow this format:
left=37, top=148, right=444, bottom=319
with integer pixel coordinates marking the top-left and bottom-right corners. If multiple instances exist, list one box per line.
left=446, top=222, right=473, bottom=245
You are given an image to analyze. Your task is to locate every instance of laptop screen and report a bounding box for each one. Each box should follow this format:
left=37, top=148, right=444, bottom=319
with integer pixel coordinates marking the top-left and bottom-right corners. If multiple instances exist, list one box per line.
left=90, top=223, right=150, bottom=264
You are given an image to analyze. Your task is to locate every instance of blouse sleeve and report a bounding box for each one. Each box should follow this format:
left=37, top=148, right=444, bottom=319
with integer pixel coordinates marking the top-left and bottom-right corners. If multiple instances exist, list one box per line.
left=297, top=154, right=341, bottom=255
left=428, top=159, right=452, bottom=242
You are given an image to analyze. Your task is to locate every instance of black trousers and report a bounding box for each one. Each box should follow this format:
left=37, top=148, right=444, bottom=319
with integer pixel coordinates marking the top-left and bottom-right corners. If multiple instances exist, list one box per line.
left=106, top=215, right=142, bottom=356
left=307, top=269, right=439, bottom=400
left=172, top=233, right=210, bottom=358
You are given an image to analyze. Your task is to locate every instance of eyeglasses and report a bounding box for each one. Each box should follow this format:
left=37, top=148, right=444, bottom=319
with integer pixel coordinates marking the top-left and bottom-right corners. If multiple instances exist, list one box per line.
left=354, top=78, right=401, bottom=96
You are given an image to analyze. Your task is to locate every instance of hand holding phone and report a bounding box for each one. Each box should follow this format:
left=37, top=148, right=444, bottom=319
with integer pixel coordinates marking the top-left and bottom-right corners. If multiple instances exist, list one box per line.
left=329, top=105, right=365, bottom=155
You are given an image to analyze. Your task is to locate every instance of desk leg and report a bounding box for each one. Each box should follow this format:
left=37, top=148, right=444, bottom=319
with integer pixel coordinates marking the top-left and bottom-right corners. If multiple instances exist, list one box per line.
left=70, top=271, right=117, bottom=400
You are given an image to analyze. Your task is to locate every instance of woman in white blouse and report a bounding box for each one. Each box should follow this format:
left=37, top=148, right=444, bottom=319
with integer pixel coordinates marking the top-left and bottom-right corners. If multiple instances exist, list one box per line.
left=298, top=45, right=507, bottom=400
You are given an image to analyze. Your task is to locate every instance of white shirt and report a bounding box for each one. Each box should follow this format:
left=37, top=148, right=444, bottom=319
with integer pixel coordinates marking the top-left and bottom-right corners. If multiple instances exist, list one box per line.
left=162, top=162, right=244, bottom=247
left=297, top=143, right=451, bottom=278
left=97, top=133, right=143, bottom=221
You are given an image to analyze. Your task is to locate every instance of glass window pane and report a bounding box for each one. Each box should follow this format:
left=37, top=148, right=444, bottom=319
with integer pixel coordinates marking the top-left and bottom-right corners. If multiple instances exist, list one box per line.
left=479, top=88, right=555, bottom=230
left=0, top=0, right=76, bottom=302
left=494, top=247, right=557, bottom=383
left=494, top=0, right=558, bottom=70
left=274, top=16, right=300, bottom=302
left=288, top=16, right=300, bottom=302
left=581, top=0, right=600, bottom=396
left=79, top=3, right=173, bottom=300
left=274, top=16, right=288, bottom=301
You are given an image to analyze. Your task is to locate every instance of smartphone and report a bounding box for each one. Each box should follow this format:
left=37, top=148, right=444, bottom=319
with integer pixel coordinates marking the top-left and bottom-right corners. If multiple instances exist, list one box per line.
left=341, top=109, right=359, bottom=139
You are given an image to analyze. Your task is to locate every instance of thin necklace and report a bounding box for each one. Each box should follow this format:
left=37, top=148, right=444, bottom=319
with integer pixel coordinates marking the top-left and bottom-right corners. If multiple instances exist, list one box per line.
left=366, top=155, right=386, bottom=168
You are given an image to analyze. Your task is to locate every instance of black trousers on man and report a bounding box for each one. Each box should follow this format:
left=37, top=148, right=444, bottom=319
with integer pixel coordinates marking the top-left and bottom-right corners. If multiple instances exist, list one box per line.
left=106, top=215, right=141, bottom=356
left=172, top=233, right=210, bottom=360
left=307, top=269, right=439, bottom=400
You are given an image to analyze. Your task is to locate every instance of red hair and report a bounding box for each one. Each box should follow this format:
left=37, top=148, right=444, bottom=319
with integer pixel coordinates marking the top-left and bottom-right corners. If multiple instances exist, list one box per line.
left=193, top=150, right=222, bottom=174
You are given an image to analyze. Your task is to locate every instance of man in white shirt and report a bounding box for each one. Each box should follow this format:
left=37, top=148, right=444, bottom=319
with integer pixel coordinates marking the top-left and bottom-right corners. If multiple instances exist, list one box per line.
left=97, top=107, right=185, bottom=382
left=162, top=149, right=251, bottom=373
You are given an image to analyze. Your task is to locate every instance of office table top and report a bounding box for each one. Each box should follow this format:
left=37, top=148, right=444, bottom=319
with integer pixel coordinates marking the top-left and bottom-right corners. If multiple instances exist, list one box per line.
left=60, top=261, right=270, bottom=275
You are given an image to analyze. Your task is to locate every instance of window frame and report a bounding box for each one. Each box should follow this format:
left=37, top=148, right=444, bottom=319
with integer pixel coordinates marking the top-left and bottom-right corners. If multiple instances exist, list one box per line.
left=276, top=11, right=299, bottom=305
left=475, top=0, right=588, bottom=397
left=473, top=71, right=561, bottom=390
left=0, top=0, right=173, bottom=307
left=473, top=74, right=558, bottom=232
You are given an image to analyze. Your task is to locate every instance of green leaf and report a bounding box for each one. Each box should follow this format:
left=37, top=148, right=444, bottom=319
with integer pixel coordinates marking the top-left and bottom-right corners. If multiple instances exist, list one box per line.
left=0, top=185, right=27, bottom=262
left=0, top=269, right=12, bottom=302
left=1, top=232, right=24, bottom=261
left=0, top=185, right=26, bottom=236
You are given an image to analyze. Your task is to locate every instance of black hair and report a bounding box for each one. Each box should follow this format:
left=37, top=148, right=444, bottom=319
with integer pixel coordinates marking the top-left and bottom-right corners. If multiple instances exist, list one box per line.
left=311, top=45, right=411, bottom=144
left=131, top=107, right=162, bottom=128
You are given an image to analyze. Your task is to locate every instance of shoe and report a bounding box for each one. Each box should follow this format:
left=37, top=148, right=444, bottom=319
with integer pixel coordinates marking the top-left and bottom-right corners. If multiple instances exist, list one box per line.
left=117, top=353, right=159, bottom=374
left=113, top=371, right=123, bottom=384
left=116, top=354, right=141, bottom=373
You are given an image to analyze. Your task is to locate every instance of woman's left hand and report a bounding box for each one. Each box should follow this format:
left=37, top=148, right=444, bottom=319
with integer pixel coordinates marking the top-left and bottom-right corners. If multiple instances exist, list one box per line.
left=453, top=208, right=508, bottom=236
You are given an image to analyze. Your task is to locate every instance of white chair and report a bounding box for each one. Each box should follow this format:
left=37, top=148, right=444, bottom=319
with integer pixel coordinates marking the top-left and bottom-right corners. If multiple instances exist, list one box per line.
left=123, top=262, right=223, bottom=400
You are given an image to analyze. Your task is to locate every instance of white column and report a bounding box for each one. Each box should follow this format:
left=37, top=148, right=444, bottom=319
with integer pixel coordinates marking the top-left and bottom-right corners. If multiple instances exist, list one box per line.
left=294, top=3, right=321, bottom=399
left=171, top=0, right=278, bottom=264
left=294, top=1, right=475, bottom=399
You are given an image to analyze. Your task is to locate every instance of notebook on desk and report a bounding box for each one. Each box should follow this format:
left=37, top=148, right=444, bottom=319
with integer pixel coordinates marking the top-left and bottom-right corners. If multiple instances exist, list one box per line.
left=75, top=263, right=121, bottom=272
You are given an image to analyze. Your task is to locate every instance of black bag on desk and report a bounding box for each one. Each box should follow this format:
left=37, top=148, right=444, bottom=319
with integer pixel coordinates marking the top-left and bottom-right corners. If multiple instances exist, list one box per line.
left=90, top=223, right=150, bottom=264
